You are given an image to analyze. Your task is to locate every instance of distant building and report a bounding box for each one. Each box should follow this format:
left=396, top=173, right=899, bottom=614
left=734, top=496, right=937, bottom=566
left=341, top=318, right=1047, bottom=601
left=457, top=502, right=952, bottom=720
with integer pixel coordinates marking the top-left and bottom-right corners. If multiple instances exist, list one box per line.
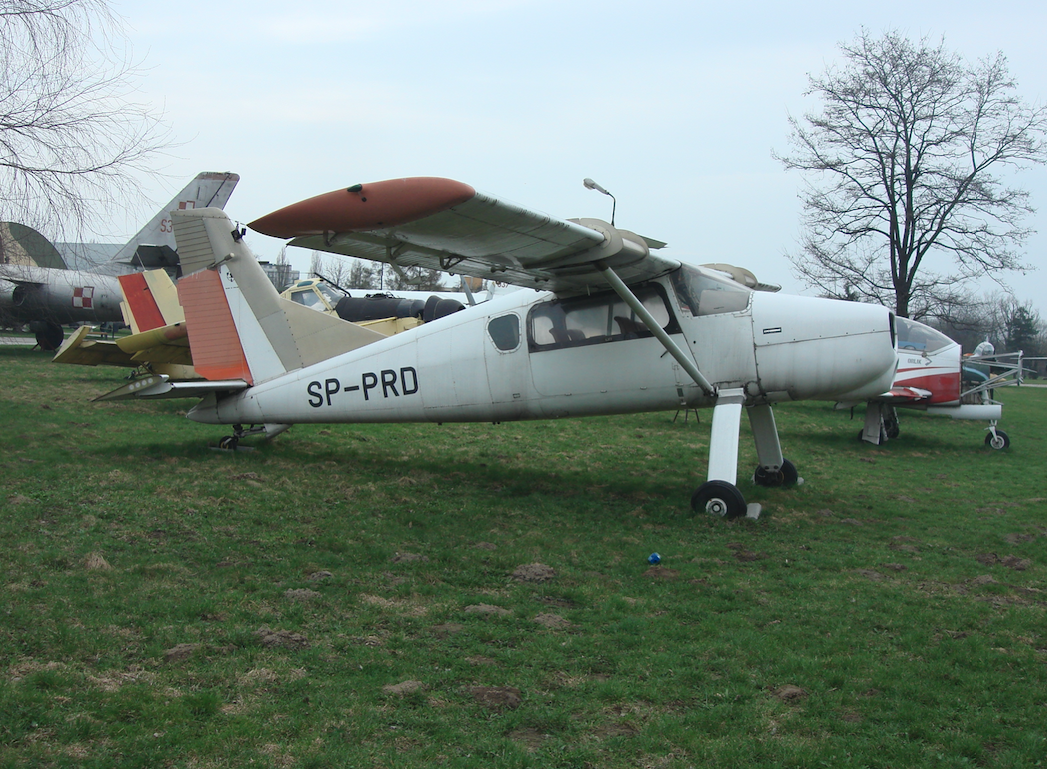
left=259, top=261, right=299, bottom=291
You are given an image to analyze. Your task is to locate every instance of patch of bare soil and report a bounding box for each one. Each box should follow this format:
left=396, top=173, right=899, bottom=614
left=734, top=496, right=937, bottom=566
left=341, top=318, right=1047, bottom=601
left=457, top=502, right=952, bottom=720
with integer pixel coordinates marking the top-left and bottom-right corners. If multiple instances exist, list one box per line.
left=726, top=542, right=769, bottom=562
left=510, top=726, right=551, bottom=752
left=465, top=604, right=512, bottom=617
left=732, top=550, right=768, bottom=563
left=771, top=685, right=808, bottom=703
left=284, top=588, right=320, bottom=602
left=592, top=721, right=640, bottom=739
left=856, top=569, right=886, bottom=581
left=431, top=623, right=464, bottom=638
left=391, top=552, right=429, bottom=563
left=512, top=563, right=556, bottom=583
left=474, top=541, right=498, bottom=551
left=383, top=680, right=425, bottom=696
left=163, top=643, right=199, bottom=663
left=890, top=536, right=922, bottom=553
left=255, top=627, right=310, bottom=650
left=976, top=553, right=1032, bottom=571
left=536, top=595, right=577, bottom=608
left=84, top=552, right=112, bottom=571
left=642, top=566, right=680, bottom=579
left=470, top=686, right=522, bottom=711
left=1003, top=532, right=1038, bottom=545
left=533, top=612, right=574, bottom=630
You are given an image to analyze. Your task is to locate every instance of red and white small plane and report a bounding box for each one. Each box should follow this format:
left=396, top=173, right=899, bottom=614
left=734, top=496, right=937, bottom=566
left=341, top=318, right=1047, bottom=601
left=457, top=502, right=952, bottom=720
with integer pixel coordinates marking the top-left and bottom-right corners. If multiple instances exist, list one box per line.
left=853, top=316, right=1008, bottom=448
left=99, top=177, right=899, bottom=517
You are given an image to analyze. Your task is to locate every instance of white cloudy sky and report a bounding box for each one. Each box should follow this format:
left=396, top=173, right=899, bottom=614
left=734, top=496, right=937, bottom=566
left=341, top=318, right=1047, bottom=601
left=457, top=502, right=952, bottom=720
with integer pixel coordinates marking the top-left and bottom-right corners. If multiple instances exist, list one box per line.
left=103, top=0, right=1047, bottom=313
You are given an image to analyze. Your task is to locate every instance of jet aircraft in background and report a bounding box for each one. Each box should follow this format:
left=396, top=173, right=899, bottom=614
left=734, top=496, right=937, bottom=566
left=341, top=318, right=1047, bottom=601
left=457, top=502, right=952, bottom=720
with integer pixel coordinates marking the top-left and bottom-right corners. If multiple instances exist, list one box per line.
left=0, top=172, right=239, bottom=349
left=96, top=177, right=899, bottom=517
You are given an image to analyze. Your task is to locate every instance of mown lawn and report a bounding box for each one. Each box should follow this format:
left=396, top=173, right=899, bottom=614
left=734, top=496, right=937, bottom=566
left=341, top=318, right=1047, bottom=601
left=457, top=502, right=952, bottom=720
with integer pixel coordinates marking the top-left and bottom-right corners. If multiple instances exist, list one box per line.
left=1, top=347, right=1045, bottom=767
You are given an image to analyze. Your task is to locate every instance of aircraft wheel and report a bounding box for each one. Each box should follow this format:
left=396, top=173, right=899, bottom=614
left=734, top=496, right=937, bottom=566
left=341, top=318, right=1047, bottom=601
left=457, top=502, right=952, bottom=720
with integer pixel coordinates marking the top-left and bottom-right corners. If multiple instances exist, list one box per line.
left=691, top=480, right=747, bottom=519
left=985, top=431, right=1010, bottom=450
left=753, top=458, right=799, bottom=487
left=753, top=465, right=783, bottom=487
left=218, top=435, right=239, bottom=450
left=35, top=322, right=64, bottom=351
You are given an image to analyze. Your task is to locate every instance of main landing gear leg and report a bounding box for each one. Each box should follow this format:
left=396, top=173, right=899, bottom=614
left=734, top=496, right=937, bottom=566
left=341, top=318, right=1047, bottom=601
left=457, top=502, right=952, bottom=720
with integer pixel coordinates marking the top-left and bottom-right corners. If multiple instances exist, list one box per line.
left=691, top=388, right=758, bottom=519
left=748, top=403, right=800, bottom=488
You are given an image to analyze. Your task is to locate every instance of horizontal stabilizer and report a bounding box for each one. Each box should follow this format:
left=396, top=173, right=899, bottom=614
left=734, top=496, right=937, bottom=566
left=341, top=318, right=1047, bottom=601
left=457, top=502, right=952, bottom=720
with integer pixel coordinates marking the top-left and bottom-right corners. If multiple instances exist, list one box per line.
left=95, top=375, right=248, bottom=401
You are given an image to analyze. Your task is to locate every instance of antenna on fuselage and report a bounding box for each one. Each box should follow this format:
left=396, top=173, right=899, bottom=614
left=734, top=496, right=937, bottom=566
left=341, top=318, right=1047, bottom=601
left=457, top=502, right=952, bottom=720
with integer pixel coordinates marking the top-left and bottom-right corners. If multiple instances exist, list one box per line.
left=583, top=177, right=616, bottom=226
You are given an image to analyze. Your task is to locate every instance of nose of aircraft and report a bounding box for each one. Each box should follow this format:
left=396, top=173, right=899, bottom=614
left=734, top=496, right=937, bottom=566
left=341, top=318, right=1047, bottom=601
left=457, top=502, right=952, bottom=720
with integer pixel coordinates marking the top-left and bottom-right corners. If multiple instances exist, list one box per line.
left=750, top=292, right=896, bottom=402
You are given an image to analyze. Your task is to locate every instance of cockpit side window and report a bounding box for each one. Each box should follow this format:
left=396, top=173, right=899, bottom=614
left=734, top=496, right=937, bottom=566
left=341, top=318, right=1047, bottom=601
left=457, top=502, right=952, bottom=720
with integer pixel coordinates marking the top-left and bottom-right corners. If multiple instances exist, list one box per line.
left=488, top=314, right=521, bottom=351
left=527, top=284, right=679, bottom=351
left=670, top=265, right=751, bottom=316
left=895, top=317, right=954, bottom=354
left=290, top=288, right=324, bottom=309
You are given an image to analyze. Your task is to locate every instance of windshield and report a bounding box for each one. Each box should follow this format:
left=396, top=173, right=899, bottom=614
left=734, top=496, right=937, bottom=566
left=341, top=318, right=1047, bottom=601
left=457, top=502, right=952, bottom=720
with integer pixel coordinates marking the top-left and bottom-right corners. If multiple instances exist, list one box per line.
left=895, top=317, right=954, bottom=354
left=670, top=265, right=751, bottom=316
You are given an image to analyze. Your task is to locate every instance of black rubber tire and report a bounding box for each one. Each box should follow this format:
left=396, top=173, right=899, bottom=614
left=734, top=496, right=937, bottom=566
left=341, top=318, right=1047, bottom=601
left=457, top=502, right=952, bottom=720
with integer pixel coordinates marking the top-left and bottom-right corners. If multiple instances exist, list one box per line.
left=985, top=431, right=1010, bottom=450
left=753, top=458, right=798, bottom=487
left=218, top=435, right=239, bottom=450
left=691, top=480, right=747, bottom=518
left=35, top=322, right=64, bottom=351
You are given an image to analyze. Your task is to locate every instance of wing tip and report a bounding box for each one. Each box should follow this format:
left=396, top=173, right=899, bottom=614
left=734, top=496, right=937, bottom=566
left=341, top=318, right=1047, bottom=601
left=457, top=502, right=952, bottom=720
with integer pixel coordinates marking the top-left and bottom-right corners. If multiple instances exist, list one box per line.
left=248, top=177, right=476, bottom=238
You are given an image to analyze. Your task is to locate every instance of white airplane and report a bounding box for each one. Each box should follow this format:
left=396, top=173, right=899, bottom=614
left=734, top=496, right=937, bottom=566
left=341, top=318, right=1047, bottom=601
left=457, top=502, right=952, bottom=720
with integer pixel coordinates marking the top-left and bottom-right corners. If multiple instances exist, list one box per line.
left=0, top=172, right=239, bottom=349
left=98, top=177, right=899, bottom=517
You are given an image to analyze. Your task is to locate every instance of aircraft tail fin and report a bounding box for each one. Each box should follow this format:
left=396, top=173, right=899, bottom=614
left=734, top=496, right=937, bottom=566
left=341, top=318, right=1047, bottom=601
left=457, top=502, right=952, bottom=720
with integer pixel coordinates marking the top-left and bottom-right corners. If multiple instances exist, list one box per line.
left=172, top=207, right=385, bottom=385
left=112, top=172, right=241, bottom=269
left=118, top=270, right=184, bottom=333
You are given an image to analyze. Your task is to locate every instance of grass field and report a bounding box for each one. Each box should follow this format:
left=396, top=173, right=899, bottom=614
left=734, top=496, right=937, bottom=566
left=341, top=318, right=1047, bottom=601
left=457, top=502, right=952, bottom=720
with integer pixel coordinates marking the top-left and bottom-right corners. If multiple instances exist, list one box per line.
left=1, top=346, right=1045, bottom=768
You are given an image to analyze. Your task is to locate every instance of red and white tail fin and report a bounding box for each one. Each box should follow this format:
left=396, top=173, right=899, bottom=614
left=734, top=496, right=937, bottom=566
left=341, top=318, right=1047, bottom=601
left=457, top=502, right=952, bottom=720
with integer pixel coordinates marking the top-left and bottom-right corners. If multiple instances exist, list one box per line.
left=117, top=270, right=184, bottom=333
left=172, top=207, right=385, bottom=385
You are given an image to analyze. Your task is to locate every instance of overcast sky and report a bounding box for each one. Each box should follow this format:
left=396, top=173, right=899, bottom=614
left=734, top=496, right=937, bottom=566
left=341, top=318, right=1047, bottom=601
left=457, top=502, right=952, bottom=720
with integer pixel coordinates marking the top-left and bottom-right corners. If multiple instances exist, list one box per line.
left=105, top=0, right=1047, bottom=315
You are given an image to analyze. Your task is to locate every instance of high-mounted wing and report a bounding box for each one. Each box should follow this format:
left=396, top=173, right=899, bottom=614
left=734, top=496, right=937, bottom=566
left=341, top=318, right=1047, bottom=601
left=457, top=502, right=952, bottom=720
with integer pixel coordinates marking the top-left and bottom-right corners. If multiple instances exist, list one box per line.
left=249, top=177, right=679, bottom=294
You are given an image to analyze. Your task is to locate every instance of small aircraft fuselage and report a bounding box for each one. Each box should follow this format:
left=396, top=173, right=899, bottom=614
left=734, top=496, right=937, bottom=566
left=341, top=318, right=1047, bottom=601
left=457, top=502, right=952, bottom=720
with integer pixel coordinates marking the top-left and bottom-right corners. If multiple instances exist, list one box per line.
left=187, top=264, right=897, bottom=428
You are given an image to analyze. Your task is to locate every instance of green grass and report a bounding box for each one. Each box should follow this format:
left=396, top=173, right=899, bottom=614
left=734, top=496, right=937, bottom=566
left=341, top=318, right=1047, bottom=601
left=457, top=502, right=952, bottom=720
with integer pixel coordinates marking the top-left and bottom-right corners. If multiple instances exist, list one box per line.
left=1, top=347, right=1045, bottom=767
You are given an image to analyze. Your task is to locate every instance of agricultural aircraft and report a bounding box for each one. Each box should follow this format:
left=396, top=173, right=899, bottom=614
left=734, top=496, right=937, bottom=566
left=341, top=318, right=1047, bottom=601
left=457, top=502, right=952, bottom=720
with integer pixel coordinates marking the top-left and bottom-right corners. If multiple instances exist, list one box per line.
left=97, top=177, right=900, bottom=517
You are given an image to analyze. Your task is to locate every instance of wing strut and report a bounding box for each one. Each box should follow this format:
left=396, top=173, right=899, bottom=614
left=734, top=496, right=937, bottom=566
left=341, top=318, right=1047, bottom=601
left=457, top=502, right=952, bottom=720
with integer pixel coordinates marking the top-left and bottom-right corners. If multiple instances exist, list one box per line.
left=595, top=261, right=715, bottom=397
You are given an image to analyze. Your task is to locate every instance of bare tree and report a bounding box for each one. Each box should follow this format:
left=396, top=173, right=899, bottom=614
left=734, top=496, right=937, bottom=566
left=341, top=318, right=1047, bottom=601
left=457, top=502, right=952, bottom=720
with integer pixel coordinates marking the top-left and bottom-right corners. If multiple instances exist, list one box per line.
left=778, top=30, right=1047, bottom=320
left=1, top=0, right=168, bottom=237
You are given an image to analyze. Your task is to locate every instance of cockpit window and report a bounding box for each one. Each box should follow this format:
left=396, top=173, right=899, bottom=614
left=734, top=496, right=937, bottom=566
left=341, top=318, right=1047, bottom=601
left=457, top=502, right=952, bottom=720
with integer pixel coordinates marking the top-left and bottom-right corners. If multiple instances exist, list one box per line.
left=290, top=288, right=325, bottom=309
left=895, top=317, right=954, bottom=354
left=488, top=314, right=521, bottom=351
left=670, top=265, right=751, bottom=316
left=528, top=284, right=678, bottom=351
left=317, top=284, right=342, bottom=305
